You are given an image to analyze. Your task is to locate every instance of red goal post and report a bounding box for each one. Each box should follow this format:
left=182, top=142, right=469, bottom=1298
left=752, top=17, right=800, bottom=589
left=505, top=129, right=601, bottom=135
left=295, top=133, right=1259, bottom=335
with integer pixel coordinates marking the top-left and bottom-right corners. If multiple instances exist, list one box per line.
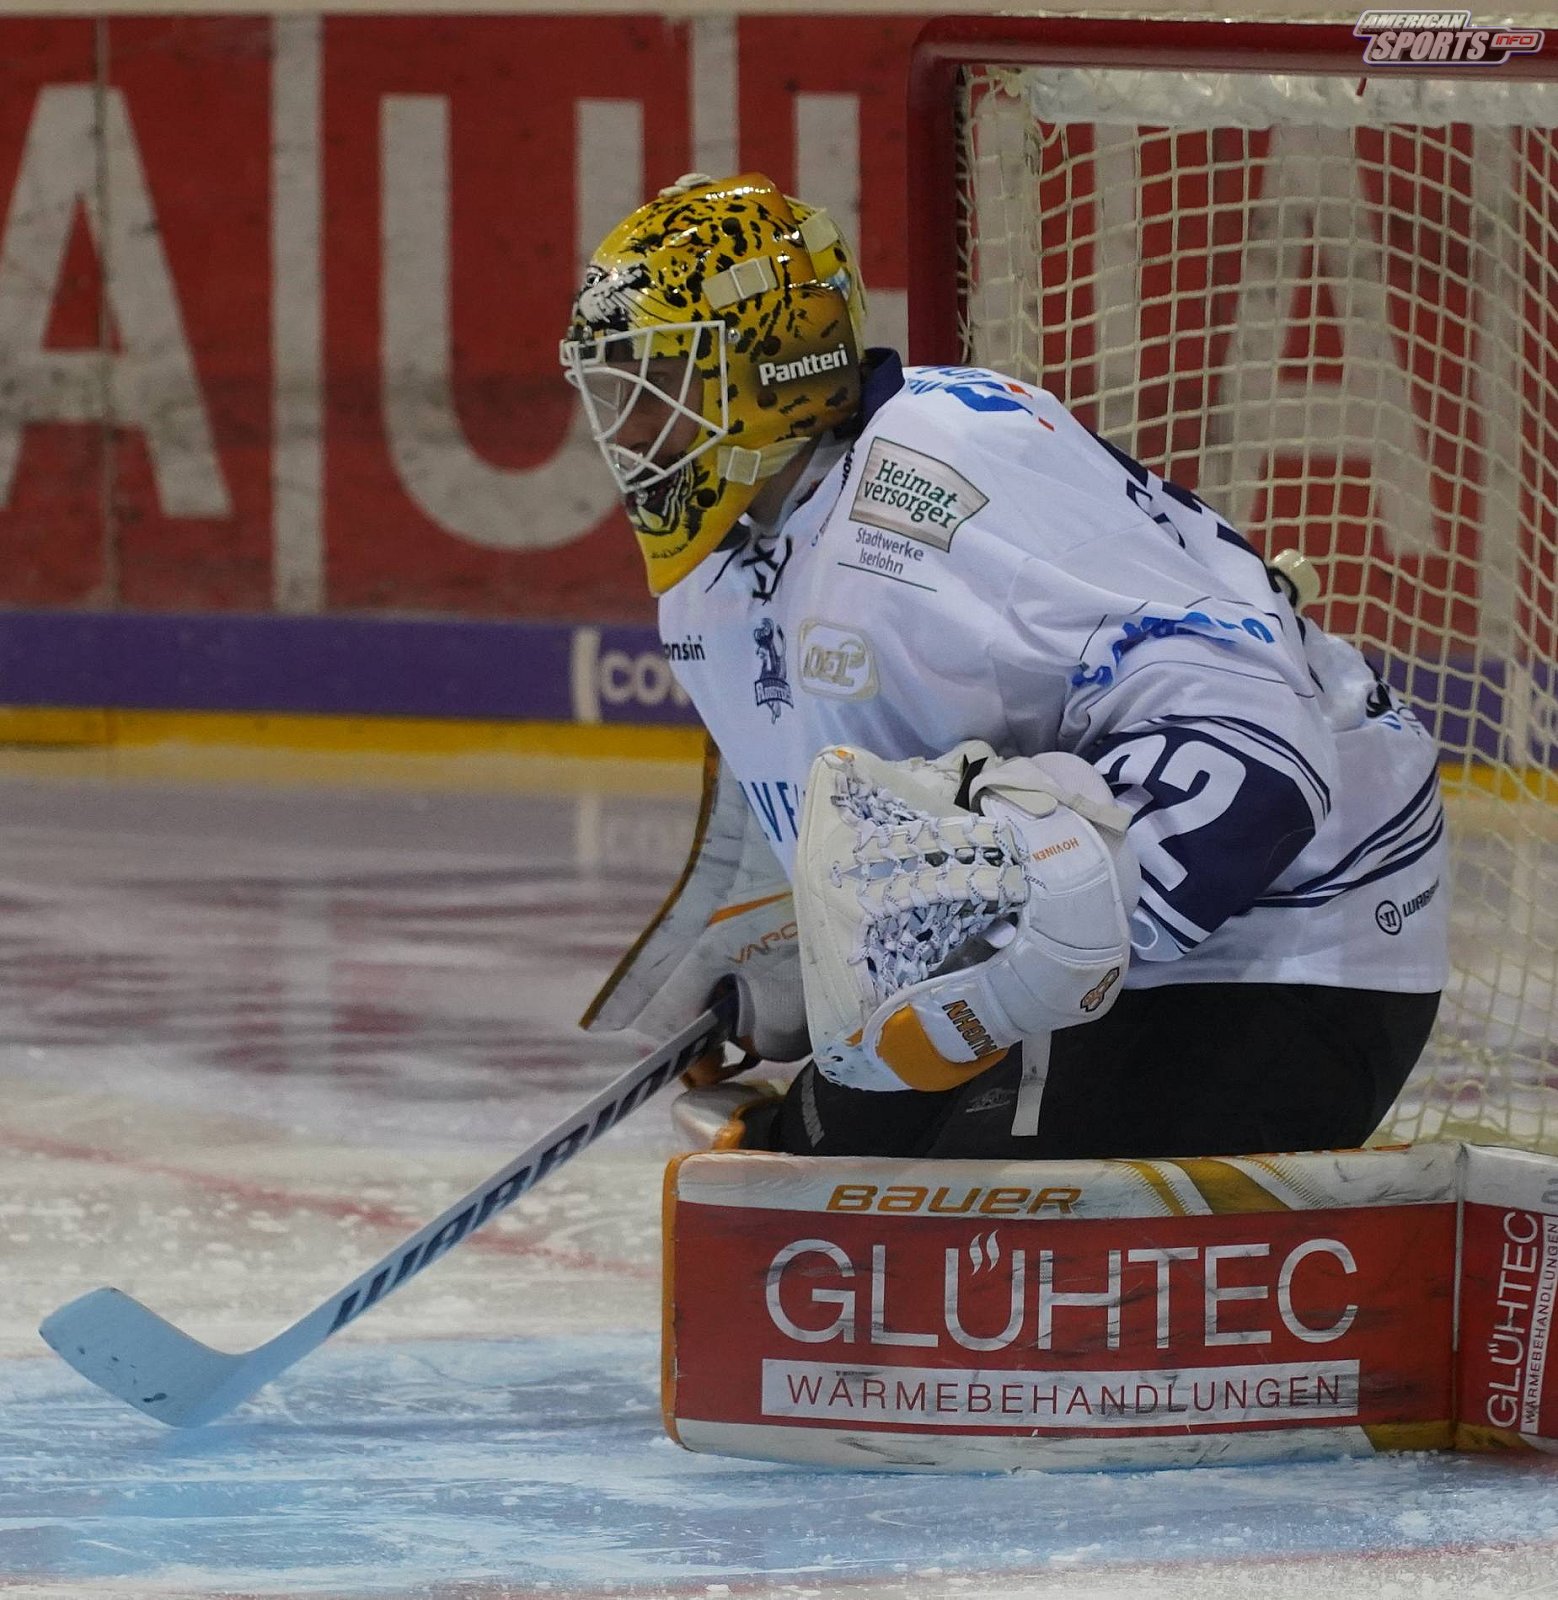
left=905, top=17, right=1558, bottom=1154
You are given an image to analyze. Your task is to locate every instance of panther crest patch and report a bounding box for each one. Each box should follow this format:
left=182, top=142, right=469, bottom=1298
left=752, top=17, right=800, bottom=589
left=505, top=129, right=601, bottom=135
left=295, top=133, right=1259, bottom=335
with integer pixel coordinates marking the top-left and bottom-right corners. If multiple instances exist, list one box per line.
left=753, top=617, right=792, bottom=721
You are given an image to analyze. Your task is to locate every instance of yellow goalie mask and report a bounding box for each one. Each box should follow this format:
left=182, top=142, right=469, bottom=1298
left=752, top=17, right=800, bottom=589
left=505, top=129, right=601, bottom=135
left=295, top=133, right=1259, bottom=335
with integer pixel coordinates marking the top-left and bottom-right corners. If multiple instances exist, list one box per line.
left=560, top=172, right=867, bottom=594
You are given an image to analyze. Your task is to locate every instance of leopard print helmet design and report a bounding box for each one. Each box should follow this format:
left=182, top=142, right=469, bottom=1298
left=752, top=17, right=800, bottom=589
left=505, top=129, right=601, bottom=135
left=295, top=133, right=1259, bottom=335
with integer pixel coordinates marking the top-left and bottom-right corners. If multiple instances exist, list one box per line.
left=561, top=173, right=867, bottom=595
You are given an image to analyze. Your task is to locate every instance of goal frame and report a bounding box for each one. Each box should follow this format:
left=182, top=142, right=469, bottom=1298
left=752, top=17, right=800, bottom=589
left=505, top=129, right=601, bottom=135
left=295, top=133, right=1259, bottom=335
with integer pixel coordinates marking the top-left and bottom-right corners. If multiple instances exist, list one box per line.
left=903, top=15, right=1558, bottom=1154
left=905, top=15, right=1558, bottom=365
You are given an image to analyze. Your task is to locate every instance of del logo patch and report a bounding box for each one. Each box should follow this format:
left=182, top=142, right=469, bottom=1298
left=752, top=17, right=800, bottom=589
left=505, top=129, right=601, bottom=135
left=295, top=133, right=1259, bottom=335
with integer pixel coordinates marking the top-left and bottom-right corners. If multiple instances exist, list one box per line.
left=798, top=620, right=877, bottom=700
left=850, top=437, right=988, bottom=551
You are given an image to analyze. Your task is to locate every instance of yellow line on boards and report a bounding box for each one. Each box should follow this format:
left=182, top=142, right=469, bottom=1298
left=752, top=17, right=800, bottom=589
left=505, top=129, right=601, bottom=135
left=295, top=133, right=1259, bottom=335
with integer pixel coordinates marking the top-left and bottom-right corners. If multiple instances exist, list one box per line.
left=0, top=708, right=707, bottom=794
left=1441, top=760, right=1558, bottom=805
left=0, top=706, right=704, bottom=761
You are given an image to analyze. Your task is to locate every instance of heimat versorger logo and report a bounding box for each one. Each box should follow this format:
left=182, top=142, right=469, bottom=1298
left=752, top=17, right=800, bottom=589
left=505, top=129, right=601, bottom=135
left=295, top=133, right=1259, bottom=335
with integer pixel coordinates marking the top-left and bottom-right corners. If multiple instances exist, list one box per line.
left=1353, top=10, right=1545, bottom=63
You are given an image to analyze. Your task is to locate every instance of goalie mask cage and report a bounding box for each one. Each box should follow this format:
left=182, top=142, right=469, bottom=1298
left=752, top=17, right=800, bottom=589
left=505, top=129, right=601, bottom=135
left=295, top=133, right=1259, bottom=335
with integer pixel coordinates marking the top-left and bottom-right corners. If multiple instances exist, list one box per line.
left=907, top=17, right=1558, bottom=1155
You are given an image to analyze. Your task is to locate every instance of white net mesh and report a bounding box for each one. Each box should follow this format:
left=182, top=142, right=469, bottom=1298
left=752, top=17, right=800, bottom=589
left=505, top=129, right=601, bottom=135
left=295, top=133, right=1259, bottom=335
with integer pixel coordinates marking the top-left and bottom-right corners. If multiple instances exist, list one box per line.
left=950, top=61, right=1558, bottom=1153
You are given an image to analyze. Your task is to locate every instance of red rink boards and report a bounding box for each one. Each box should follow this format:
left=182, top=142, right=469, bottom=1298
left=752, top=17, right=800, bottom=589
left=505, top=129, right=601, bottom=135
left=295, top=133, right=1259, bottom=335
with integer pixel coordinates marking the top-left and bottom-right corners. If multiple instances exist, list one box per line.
left=663, top=1143, right=1558, bottom=1469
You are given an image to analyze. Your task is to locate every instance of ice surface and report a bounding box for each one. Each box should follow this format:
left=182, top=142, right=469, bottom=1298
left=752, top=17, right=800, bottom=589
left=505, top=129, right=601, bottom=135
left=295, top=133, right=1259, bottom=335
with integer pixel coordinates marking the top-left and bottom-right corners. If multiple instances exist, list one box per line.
left=1, top=747, right=1555, bottom=1599
left=4, top=1334, right=1558, bottom=1598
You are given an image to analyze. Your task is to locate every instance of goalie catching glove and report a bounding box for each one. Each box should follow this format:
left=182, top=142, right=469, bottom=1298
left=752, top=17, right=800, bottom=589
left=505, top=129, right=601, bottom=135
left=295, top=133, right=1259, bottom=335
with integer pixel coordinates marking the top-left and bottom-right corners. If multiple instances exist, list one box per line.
left=791, top=742, right=1140, bottom=1094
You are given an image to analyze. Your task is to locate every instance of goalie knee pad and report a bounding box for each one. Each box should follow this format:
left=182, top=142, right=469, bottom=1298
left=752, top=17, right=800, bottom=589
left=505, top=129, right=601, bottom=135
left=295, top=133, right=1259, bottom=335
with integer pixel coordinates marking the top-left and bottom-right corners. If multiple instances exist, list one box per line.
left=794, top=744, right=1139, bottom=1094
left=671, top=1081, right=784, bottom=1151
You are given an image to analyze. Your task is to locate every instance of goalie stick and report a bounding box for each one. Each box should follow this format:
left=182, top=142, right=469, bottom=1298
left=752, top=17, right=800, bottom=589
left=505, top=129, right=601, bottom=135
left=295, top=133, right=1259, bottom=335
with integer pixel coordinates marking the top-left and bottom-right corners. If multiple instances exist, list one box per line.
left=38, top=998, right=735, bottom=1427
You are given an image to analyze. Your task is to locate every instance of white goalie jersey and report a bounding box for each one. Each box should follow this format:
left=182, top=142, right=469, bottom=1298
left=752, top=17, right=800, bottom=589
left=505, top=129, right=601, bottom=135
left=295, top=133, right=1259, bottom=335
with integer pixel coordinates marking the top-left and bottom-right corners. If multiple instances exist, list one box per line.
left=656, top=352, right=1449, bottom=997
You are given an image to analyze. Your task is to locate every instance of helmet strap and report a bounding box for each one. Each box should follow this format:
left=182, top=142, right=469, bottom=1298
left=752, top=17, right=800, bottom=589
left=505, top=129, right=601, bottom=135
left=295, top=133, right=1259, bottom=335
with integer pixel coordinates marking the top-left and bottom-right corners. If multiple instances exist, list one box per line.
left=717, top=437, right=811, bottom=487
left=796, top=208, right=840, bottom=253
left=704, top=257, right=780, bottom=311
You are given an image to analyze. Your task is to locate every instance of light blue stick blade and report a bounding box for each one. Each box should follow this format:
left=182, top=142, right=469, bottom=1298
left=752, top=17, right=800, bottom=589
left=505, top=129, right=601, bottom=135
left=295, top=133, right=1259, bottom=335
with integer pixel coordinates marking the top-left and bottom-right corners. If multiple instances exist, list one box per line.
left=39, top=1288, right=259, bottom=1427
left=39, top=998, right=735, bottom=1427
left=36, top=1003, right=734, bottom=1426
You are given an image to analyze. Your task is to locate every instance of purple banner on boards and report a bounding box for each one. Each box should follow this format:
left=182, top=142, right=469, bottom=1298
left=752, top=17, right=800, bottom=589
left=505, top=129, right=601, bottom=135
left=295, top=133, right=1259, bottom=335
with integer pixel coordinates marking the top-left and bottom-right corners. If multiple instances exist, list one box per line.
left=0, top=610, right=712, bottom=726
left=0, top=611, right=581, bottom=722
left=570, top=624, right=701, bottom=726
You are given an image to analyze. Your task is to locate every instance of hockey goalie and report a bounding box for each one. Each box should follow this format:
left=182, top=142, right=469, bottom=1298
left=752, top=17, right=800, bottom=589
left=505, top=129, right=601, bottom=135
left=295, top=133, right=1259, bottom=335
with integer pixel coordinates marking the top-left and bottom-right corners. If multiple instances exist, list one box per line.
left=554, top=174, right=1558, bottom=1475
left=565, top=171, right=1448, bottom=1163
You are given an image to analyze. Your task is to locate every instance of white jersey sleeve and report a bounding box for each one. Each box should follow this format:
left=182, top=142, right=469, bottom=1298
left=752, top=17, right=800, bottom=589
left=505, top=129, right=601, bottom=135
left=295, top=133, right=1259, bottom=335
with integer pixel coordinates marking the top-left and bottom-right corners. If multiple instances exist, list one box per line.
left=1075, top=668, right=1337, bottom=964
left=1001, top=448, right=1340, bottom=963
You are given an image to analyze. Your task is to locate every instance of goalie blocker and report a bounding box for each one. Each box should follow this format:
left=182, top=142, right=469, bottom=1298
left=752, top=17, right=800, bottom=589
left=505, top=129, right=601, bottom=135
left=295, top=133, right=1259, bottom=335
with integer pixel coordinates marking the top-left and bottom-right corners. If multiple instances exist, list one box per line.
left=661, top=1130, right=1558, bottom=1471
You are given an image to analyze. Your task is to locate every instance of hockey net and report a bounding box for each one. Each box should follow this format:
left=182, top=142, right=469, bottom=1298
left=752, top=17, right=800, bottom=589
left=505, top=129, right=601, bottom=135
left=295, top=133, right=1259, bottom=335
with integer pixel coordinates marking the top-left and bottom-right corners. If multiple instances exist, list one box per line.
left=908, top=20, right=1558, bottom=1154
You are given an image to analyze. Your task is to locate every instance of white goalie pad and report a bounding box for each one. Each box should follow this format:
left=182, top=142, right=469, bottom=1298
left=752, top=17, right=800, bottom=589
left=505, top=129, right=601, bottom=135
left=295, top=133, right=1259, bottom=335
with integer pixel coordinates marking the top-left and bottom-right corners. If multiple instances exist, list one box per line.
left=792, top=742, right=1139, bottom=1093
left=582, top=739, right=808, bottom=1063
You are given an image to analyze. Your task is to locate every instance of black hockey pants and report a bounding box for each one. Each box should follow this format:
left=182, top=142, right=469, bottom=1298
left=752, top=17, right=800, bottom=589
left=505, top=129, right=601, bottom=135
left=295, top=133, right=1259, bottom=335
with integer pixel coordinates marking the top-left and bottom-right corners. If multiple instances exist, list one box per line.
left=763, top=983, right=1441, bottom=1161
